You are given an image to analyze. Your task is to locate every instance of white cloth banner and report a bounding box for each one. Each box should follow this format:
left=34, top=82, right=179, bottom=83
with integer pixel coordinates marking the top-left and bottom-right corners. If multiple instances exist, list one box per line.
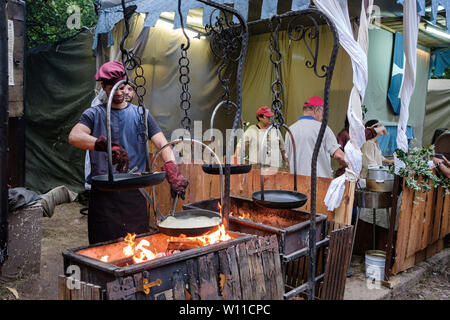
left=314, top=0, right=370, bottom=211
left=394, top=0, right=420, bottom=174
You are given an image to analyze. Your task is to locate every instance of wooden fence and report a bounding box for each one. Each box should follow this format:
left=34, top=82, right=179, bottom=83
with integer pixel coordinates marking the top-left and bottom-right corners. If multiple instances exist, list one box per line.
left=391, top=180, right=450, bottom=275
left=148, top=164, right=355, bottom=227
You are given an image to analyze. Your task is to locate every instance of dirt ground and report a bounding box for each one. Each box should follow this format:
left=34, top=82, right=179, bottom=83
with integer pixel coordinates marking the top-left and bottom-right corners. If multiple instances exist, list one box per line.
left=0, top=201, right=449, bottom=300
left=392, top=264, right=450, bottom=300
left=0, top=202, right=88, bottom=300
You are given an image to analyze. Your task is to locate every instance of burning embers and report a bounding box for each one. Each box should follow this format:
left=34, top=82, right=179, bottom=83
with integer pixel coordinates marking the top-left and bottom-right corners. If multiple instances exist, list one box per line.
left=218, top=202, right=251, bottom=220
left=99, top=224, right=232, bottom=266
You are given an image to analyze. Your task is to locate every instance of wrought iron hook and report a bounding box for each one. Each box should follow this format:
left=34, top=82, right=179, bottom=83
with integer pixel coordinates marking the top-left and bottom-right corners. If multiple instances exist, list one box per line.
left=178, top=0, right=191, bottom=51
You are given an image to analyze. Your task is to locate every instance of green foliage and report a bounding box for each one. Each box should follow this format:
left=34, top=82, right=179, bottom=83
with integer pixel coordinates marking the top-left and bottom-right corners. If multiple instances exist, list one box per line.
left=394, top=145, right=450, bottom=197
left=26, top=0, right=97, bottom=48
left=431, top=66, right=450, bottom=79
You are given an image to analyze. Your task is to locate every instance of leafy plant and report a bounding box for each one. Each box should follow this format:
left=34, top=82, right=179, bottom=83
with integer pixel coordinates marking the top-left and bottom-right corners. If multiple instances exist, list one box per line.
left=26, top=0, right=98, bottom=48
left=394, top=145, right=450, bottom=196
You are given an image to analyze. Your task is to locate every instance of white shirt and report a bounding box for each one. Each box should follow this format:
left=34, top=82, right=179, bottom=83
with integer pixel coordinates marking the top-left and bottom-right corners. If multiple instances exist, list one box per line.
left=237, top=124, right=286, bottom=167
left=285, top=116, right=340, bottom=178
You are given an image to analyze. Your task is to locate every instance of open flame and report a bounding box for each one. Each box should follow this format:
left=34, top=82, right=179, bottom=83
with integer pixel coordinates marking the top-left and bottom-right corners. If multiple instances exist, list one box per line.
left=177, top=223, right=231, bottom=246
left=118, top=223, right=232, bottom=265
left=219, top=202, right=250, bottom=220
left=122, top=233, right=164, bottom=264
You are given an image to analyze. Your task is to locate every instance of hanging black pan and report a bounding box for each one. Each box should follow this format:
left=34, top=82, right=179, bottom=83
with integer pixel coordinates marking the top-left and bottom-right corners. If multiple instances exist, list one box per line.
left=90, top=79, right=166, bottom=191
left=202, top=100, right=252, bottom=175
left=150, top=138, right=225, bottom=237
left=251, top=124, right=308, bottom=209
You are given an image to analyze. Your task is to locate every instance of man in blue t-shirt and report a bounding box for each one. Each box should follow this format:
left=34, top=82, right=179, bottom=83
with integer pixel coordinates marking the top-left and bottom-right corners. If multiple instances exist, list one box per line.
left=69, top=61, right=188, bottom=244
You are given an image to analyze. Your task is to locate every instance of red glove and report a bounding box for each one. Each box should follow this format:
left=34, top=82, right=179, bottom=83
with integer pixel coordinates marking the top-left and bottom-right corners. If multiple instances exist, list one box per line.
left=94, top=136, right=129, bottom=172
left=162, top=160, right=189, bottom=199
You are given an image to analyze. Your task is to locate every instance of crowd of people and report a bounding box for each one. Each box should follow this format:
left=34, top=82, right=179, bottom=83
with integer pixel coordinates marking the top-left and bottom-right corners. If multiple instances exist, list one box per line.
left=234, top=96, right=449, bottom=181
left=68, top=61, right=448, bottom=245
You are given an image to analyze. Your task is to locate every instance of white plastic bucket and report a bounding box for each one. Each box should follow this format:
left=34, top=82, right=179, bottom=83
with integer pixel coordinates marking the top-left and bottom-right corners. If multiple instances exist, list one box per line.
left=365, top=250, right=386, bottom=281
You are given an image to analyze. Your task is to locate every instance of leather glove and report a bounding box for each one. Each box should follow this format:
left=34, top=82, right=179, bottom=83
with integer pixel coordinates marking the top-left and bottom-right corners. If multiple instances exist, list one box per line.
left=162, top=160, right=189, bottom=200
left=94, top=136, right=129, bottom=172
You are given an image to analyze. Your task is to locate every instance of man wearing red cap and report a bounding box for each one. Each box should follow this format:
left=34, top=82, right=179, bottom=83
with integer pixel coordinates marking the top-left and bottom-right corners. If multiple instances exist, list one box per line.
left=69, top=61, right=188, bottom=244
left=234, top=106, right=289, bottom=168
left=285, top=96, right=347, bottom=178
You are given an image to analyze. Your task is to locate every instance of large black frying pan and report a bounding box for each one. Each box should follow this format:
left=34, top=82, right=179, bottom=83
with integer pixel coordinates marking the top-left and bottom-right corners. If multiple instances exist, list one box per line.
left=91, top=172, right=166, bottom=192
left=251, top=124, right=308, bottom=209
left=90, top=80, right=165, bottom=192
left=202, top=163, right=252, bottom=175
left=252, top=190, right=308, bottom=209
left=203, top=100, right=251, bottom=175
left=151, top=138, right=225, bottom=237
left=157, top=209, right=222, bottom=237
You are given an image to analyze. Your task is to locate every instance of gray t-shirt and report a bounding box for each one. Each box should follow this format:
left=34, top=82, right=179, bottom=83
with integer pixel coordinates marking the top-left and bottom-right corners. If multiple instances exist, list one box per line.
left=285, top=116, right=340, bottom=178
left=79, top=103, right=161, bottom=177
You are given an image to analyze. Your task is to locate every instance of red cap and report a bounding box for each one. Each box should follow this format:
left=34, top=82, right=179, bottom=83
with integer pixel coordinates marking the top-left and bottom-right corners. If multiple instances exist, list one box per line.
left=304, top=96, right=324, bottom=107
left=94, top=61, right=126, bottom=85
left=256, top=106, right=274, bottom=117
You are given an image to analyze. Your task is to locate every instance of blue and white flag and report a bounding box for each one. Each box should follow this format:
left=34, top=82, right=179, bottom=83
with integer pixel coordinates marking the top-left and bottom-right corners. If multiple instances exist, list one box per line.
left=387, top=32, right=405, bottom=115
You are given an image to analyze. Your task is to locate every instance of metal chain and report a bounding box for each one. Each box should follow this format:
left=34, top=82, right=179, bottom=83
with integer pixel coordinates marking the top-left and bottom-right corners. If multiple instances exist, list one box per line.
left=120, top=0, right=148, bottom=144
left=269, top=15, right=285, bottom=129
left=178, top=0, right=192, bottom=132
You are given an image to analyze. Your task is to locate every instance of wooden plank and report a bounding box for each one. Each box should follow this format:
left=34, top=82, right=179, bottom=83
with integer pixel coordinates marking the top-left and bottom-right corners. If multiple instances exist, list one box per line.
left=407, top=185, right=427, bottom=257
left=392, top=182, right=415, bottom=275
left=321, top=225, right=353, bottom=300
left=186, top=259, right=200, bottom=300
left=58, top=275, right=67, bottom=300
left=431, top=187, right=444, bottom=243
left=85, top=283, right=94, bottom=300
left=217, top=249, right=233, bottom=299
left=198, top=253, right=220, bottom=300
left=439, top=192, right=450, bottom=239
left=172, top=270, right=186, bottom=300
left=92, top=285, right=102, bottom=300
left=235, top=241, right=253, bottom=299
left=226, top=246, right=242, bottom=300
left=269, top=235, right=284, bottom=299
left=334, top=181, right=355, bottom=225
left=246, top=239, right=266, bottom=300
left=258, top=237, right=274, bottom=299
left=421, top=187, right=436, bottom=250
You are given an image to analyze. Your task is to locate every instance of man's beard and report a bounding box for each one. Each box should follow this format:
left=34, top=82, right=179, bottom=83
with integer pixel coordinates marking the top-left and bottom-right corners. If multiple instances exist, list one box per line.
left=112, top=95, right=124, bottom=104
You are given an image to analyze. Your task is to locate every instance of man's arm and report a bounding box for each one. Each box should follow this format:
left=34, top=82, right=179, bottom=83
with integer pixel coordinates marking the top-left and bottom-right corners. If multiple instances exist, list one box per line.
left=332, top=148, right=348, bottom=168
left=150, top=132, right=175, bottom=163
left=68, top=123, right=96, bottom=150
left=433, top=157, right=450, bottom=179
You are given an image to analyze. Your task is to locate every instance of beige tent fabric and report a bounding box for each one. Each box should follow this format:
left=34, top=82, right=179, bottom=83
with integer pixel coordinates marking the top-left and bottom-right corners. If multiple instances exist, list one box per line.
left=423, top=79, right=450, bottom=146
left=241, top=26, right=354, bottom=137
left=363, top=28, right=430, bottom=147
left=100, top=14, right=232, bottom=141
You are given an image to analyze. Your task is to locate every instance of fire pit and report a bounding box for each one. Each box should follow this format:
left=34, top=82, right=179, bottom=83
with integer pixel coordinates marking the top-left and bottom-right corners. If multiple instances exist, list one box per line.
left=183, top=195, right=329, bottom=297
left=183, top=195, right=328, bottom=255
left=61, top=227, right=284, bottom=300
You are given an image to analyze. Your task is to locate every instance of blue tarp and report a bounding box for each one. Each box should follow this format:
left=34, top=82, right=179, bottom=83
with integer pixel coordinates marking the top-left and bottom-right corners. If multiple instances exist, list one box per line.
left=93, top=0, right=450, bottom=50
left=387, top=32, right=404, bottom=115
left=377, top=125, right=415, bottom=156
left=430, top=48, right=450, bottom=77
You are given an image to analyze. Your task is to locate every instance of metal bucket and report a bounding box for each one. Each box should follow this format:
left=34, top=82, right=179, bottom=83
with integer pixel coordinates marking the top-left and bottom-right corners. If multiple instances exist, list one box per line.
left=365, top=250, right=386, bottom=281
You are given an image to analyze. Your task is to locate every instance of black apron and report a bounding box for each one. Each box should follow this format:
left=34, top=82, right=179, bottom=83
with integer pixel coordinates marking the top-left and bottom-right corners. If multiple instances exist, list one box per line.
left=88, top=188, right=149, bottom=244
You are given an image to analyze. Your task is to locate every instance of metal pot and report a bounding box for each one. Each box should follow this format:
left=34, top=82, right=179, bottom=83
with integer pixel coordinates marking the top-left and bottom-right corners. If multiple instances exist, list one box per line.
left=366, top=178, right=394, bottom=192
left=367, top=166, right=394, bottom=181
left=366, top=166, right=394, bottom=192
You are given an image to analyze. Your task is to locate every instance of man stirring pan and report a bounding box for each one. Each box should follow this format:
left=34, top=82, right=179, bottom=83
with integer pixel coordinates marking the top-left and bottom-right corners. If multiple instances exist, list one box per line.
left=69, top=61, right=188, bottom=244
left=285, top=96, right=347, bottom=178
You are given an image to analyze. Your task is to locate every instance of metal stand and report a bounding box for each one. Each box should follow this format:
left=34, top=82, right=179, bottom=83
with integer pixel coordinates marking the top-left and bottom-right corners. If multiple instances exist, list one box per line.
left=348, top=189, right=393, bottom=277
